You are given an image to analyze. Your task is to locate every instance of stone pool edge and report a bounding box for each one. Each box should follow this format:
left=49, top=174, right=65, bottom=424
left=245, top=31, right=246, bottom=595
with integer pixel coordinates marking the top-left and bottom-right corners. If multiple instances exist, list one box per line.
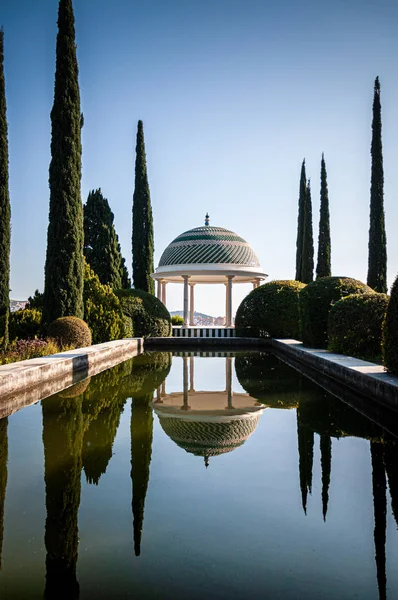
left=0, top=338, right=143, bottom=417
left=272, top=339, right=398, bottom=411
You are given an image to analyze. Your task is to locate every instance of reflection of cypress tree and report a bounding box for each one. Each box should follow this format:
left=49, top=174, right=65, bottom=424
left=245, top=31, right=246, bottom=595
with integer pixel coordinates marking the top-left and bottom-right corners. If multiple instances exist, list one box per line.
left=82, top=397, right=127, bottom=485
left=42, top=396, right=84, bottom=599
left=0, top=418, right=8, bottom=570
left=131, top=393, right=153, bottom=557
left=297, top=407, right=314, bottom=514
left=371, top=441, right=387, bottom=600
left=384, top=440, right=398, bottom=527
left=320, top=434, right=331, bottom=521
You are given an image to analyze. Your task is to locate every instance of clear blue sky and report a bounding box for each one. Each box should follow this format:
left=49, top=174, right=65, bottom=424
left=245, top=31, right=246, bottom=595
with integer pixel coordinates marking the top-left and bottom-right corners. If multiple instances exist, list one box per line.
left=3, top=0, right=398, bottom=316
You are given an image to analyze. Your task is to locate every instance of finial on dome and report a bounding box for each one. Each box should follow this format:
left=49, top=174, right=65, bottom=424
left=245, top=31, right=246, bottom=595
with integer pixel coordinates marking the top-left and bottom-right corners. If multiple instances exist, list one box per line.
left=205, top=213, right=210, bottom=226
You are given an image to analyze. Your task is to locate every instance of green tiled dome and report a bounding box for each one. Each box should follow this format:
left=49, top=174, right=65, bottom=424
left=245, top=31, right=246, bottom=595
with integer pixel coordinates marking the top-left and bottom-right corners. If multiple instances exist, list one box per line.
left=159, top=226, right=260, bottom=267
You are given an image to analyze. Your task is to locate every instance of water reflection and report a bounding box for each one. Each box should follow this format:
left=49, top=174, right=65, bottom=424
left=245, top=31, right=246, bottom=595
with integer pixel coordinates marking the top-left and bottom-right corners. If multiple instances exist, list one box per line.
left=0, top=418, right=7, bottom=571
left=153, top=356, right=266, bottom=468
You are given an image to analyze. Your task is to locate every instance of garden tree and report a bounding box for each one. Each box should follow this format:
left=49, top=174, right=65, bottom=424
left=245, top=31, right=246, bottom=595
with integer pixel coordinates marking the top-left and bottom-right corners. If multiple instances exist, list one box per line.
left=0, top=418, right=8, bottom=570
left=301, top=179, right=314, bottom=284
left=320, top=434, right=331, bottom=521
left=316, top=154, right=331, bottom=279
left=295, top=160, right=307, bottom=281
left=132, top=120, right=155, bottom=294
left=42, top=394, right=84, bottom=599
left=84, top=189, right=130, bottom=289
left=371, top=441, right=387, bottom=600
left=0, top=30, right=11, bottom=350
left=367, top=77, right=387, bottom=294
left=42, top=0, right=84, bottom=326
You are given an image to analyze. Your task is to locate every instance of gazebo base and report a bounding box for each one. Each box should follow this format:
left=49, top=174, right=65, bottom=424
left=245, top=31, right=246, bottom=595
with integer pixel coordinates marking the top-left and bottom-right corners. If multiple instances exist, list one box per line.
left=172, top=326, right=236, bottom=338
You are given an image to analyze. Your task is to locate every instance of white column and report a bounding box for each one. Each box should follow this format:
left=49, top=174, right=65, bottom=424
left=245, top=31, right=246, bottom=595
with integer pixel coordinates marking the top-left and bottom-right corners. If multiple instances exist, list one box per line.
left=182, top=356, right=190, bottom=410
left=225, top=356, right=233, bottom=409
left=183, top=276, right=190, bottom=327
left=157, top=279, right=162, bottom=300
left=161, top=281, right=167, bottom=306
left=225, top=276, right=234, bottom=327
left=189, top=283, right=195, bottom=326
left=189, top=355, right=194, bottom=391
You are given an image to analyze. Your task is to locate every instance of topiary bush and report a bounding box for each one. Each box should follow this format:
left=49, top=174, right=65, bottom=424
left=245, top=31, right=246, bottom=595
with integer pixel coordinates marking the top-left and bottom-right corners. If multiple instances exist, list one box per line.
left=171, top=314, right=184, bottom=326
left=115, top=289, right=171, bottom=338
left=328, top=293, right=389, bottom=360
left=235, top=280, right=306, bottom=338
left=84, top=262, right=129, bottom=343
left=299, top=277, right=374, bottom=348
left=383, top=274, right=398, bottom=374
left=48, top=316, right=92, bottom=349
left=9, top=308, right=42, bottom=341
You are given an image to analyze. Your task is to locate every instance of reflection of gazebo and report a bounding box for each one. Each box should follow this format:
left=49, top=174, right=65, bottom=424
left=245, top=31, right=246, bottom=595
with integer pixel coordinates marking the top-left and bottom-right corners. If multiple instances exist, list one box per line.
left=151, top=214, right=267, bottom=327
left=152, top=356, right=266, bottom=466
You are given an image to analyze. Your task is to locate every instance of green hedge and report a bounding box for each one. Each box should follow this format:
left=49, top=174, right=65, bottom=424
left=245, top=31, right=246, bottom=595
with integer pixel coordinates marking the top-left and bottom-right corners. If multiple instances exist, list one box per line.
left=235, top=280, right=306, bottom=338
left=48, top=316, right=92, bottom=349
left=116, top=289, right=171, bottom=338
left=383, top=274, right=398, bottom=374
left=328, top=293, right=389, bottom=360
left=9, top=308, right=42, bottom=341
left=299, top=277, right=374, bottom=348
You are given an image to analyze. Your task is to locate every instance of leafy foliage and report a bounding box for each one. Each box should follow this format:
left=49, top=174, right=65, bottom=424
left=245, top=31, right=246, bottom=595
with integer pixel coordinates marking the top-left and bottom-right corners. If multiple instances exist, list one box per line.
left=116, top=289, right=171, bottom=338
left=83, top=262, right=130, bottom=343
left=328, top=293, right=389, bottom=360
left=0, top=338, right=62, bottom=365
left=42, top=0, right=84, bottom=325
left=48, top=316, right=92, bottom=349
left=299, top=276, right=374, bottom=348
left=9, top=308, right=42, bottom=341
left=0, top=30, right=11, bottom=350
left=368, top=77, right=387, bottom=294
left=132, top=120, right=154, bottom=294
left=383, top=273, right=398, bottom=374
left=27, top=289, right=44, bottom=309
left=171, top=315, right=184, bottom=326
left=316, top=154, right=331, bottom=279
left=235, top=280, right=305, bottom=339
left=84, top=188, right=130, bottom=289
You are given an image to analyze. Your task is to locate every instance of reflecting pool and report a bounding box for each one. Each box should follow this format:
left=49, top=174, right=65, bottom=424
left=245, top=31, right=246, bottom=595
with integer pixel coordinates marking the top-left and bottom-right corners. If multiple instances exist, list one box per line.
left=0, top=351, right=398, bottom=599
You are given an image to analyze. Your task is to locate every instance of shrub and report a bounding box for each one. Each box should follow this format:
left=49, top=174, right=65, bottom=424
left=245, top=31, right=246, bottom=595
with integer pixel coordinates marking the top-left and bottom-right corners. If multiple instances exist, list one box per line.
left=27, top=289, right=44, bottom=309
left=84, top=262, right=129, bottom=343
left=48, top=316, right=92, bottom=349
left=235, top=280, right=306, bottom=338
left=171, top=314, right=184, bottom=326
left=115, top=289, right=171, bottom=338
left=299, top=277, right=374, bottom=348
left=328, top=293, right=389, bottom=360
left=9, top=308, right=42, bottom=341
left=383, top=274, right=398, bottom=374
left=0, top=338, right=61, bottom=365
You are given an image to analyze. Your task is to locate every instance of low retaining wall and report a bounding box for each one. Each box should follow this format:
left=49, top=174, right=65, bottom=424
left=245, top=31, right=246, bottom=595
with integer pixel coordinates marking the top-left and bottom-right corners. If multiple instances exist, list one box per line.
left=272, top=339, right=398, bottom=412
left=0, top=338, right=143, bottom=418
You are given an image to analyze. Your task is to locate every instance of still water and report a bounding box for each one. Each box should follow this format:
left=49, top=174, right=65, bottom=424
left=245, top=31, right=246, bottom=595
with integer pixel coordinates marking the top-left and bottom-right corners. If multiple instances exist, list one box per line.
left=0, top=351, right=397, bottom=599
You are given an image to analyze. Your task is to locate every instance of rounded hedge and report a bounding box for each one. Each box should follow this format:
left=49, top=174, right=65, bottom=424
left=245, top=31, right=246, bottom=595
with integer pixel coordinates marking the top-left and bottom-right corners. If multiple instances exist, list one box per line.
left=235, top=280, right=306, bottom=338
left=9, top=308, right=42, bottom=341
left=171, top=315, right=184, bottom=326
left=115, top=289, right=171, bottom=338
left=328, top=293, right=389, bottom=360
left=383, top=274, right=398, bottom=374
left=299, top=277, right=374, bottom=348
left=48, top=316, right=92, bottom=349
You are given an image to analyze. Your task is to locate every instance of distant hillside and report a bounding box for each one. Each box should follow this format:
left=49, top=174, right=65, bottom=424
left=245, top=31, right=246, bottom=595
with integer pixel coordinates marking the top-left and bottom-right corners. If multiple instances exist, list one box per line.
left=170, top=310, right=215, bottom=320
left=10, top=299, right=28, bottom=312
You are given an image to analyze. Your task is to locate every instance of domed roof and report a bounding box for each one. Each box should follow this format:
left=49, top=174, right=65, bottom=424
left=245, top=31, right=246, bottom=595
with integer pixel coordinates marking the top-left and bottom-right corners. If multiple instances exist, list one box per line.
left=158, top=225, right=260, bottom=267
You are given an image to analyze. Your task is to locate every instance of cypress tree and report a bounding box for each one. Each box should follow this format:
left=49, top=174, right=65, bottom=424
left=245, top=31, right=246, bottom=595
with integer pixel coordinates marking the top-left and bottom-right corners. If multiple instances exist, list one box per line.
left=0, top=417, right=8, bottom=571
left=301, top=179, right=314, bottom=284
left=371, top=441, right=387, bottom=600
left=295, top=160, right=307, bottom=281
left=42, top=0, right=84, bottom=326
left=367, top=77, right=387, bottom=294
left=84, top=189, right=129, bottom=289
left=132, top=120, right=154, bottom=294
left=316, top=154, right=331, bottom=279
left=0, top=30, right=11, bottom=350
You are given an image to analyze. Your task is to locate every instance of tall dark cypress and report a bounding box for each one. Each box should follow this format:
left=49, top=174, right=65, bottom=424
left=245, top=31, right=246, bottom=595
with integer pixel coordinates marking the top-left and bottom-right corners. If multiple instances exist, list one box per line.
left=132, top=120, right=154, bottom=294
left=301, top=179, right=314, bottom=284
left=0, top=30, right=11, bottom=350
left=316, top=154, right=331, bottom=279
left=0, top=417, right=8, bottom=571
left=320, top=434, right=331, bottom=521
left=295, top=160, right=307, bottom=281
left=371, top=441, right=387, bottom=600
left=84, top=189, right=129, bottom=289
left=42, top=0, right=84, bottom=325
left=367, top=77, right=387, bottom=294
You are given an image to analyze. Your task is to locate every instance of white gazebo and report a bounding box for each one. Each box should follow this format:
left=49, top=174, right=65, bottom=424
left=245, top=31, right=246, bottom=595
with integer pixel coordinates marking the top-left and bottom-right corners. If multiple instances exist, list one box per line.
left=151, top=214, right=267, bottom=327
